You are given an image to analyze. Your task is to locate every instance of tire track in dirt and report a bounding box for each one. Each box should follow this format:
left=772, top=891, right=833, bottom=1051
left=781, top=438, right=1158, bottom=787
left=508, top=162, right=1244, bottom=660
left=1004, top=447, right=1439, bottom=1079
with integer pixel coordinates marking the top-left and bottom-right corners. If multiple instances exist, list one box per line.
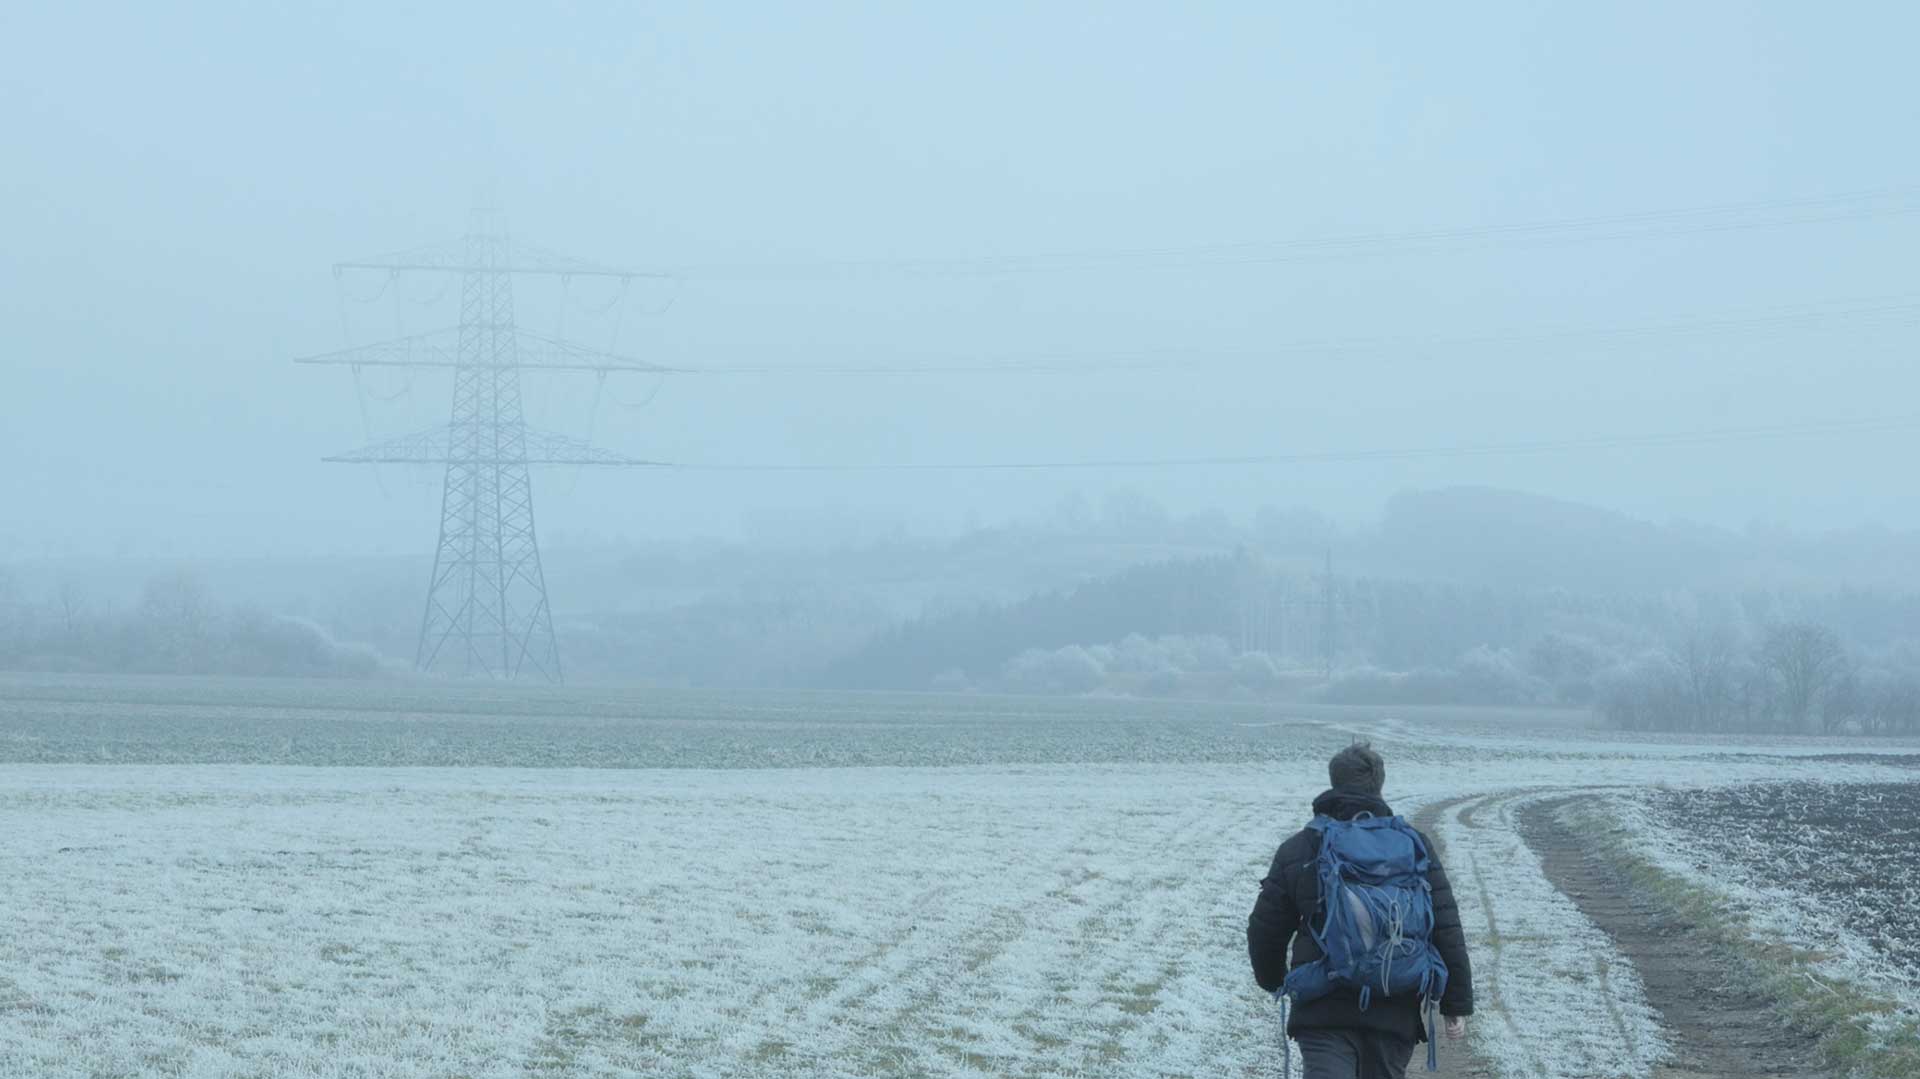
left=1418, top=788, right=1673, bottom=1078
left=1516, top=798, right=1832, bottom=1079
left=1411, top=795, right=1513, bottom=1079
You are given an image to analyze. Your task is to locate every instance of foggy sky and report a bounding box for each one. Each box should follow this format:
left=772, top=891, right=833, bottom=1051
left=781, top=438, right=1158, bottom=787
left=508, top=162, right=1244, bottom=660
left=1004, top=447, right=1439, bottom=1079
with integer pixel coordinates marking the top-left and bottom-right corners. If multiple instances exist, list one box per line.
left=4, top=2, right=1918, bottom=560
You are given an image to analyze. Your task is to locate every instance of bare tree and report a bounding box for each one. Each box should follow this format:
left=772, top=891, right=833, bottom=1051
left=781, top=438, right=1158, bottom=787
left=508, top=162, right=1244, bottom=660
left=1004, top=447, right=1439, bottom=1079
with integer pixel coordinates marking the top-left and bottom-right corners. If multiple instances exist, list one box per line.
left=0, top=568, right=25, bottom=658
left=1760, top=622, right=1847, bottom=734
left=1820, top=662, right=1864, bottom=734
left=1871, top=672, right=1920, bottom=735
left=1676, top=623, right=1739, bottom=731
left=1730, top=659, right=1774, bottom=733
left=137, top=571, right=217, bottom=672
left=1596, top=651, right=1684, bottom=732
left=56, top=579, right=87, bottom=637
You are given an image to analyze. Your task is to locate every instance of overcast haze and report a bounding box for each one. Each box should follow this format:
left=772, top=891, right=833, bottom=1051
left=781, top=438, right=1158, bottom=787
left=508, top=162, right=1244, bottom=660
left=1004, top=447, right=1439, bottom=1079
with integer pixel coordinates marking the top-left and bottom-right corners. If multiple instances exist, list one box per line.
left=5, top=1, right=1918, bottom=559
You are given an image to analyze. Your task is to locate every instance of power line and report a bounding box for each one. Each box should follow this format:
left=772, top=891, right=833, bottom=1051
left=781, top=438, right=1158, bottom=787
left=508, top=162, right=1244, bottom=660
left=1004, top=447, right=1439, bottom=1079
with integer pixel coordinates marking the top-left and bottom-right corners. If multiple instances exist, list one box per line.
left=319, top=290, right=1920, bottom=379
left=665, top=414, right=1920, bottom=472
left=649, top=293, right=1920, bottom=375
left=665, top=183, right=1920, bottom=280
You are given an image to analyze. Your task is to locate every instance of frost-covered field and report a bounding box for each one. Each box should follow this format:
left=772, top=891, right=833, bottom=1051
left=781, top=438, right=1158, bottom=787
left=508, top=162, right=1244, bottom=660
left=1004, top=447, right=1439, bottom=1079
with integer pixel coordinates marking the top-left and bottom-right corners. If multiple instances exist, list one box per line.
left=1, top=764, right=1325, bottom=1077
left=2, top=675, right=1918, bottom=1078
left=0, top=674, right=1350, bottom=769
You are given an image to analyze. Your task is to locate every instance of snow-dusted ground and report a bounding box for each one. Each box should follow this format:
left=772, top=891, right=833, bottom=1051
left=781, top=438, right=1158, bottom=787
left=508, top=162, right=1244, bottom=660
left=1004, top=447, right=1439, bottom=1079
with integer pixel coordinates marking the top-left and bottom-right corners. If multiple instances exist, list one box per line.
left=1423, top=790, right=1667, bottom=1078
left=1, top=764, right=1319, bottom=1078
left=2, top=680, right=1917, bottom=1078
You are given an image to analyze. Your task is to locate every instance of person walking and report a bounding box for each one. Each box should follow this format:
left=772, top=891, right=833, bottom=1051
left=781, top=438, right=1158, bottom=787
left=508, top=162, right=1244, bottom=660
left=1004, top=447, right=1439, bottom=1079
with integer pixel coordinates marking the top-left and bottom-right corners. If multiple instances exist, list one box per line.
left=1248, top=743, right=1474, bottom=1079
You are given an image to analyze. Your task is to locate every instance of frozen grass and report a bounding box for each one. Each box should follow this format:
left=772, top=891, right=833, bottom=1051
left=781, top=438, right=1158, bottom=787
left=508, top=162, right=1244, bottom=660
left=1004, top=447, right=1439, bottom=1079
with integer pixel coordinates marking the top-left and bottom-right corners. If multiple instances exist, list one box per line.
left=1, top=763, right=1348, bottom=1078
left=0, top=674, right=1355, bottom=769
left=4, top=676, right=1919, bottom=1077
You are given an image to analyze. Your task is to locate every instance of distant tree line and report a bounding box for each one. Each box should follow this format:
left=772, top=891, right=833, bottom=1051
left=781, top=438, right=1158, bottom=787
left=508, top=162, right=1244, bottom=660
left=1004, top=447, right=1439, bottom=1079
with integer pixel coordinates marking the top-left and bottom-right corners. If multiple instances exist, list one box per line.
left=0, top=569, right=379, bottom=678
left=993, top=633, right=1295, bottom=699
left=562, top=588, right=887, bottom=688
left=819, top=557, right=1247, bottom=690
left=1595, top=621, right=1920, bottom=736
left=822, top=552, right=1920, bottom=737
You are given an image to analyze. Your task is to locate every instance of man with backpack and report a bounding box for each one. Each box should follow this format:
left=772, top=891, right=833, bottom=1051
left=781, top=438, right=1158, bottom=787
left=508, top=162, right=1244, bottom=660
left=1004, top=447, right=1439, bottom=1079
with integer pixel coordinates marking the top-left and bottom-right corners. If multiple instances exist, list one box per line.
left=1247, top=743, right=1474, bottom=1078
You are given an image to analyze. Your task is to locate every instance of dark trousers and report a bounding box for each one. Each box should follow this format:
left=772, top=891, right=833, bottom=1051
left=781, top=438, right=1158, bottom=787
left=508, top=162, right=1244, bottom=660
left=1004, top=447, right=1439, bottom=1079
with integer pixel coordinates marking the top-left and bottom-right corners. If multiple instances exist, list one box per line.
left=1294, top=1028, right=1416, bottom=1079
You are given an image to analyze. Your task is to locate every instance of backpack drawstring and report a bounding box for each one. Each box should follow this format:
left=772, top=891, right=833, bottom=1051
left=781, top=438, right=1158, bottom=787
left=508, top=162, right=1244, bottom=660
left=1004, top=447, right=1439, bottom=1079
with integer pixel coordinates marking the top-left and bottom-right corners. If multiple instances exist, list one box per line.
left=1383, top=898, right=1407, bottom=995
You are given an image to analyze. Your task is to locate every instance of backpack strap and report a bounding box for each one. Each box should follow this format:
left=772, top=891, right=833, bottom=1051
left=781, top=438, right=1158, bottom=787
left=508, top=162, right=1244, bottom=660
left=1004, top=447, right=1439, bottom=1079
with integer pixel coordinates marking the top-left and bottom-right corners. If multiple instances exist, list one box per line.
left=1384, top=815, right=1437, bottom=875
left=1301, top=817, right=1347, bottom=948
left=1425, top=997, right=1439, bottom=1072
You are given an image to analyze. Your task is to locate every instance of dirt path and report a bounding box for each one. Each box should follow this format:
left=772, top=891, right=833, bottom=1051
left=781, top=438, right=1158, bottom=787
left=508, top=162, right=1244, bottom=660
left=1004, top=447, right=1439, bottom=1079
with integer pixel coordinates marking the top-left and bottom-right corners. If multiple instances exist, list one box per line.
left=1515, top=798, right=1831, bottom=1079
left=1410, top=798, right=1501, bottom=1079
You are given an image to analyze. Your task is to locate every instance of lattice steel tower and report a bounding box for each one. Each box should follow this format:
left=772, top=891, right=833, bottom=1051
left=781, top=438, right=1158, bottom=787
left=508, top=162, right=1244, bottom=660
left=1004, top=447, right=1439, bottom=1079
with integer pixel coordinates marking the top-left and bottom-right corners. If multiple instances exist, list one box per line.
left=298, top=210, right=667, bottom=682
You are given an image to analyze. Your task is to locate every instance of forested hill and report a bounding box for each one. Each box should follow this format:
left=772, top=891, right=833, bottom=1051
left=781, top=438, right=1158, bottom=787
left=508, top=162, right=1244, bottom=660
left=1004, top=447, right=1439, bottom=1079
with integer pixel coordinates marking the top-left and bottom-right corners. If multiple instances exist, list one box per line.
left=818, top=558, right=1247, bottom=690
left=819, top=546, right=1920, bottom=696
left=1372, top=487, right=1722, bottom=592
left=13, top=486, right=1920, bottom=689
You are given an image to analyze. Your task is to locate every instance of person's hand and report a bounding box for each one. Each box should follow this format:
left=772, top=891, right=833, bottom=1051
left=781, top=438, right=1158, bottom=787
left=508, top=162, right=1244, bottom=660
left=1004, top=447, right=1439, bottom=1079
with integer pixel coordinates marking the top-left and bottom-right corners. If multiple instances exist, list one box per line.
left=1444, top=1016, right=1467, bottom=1040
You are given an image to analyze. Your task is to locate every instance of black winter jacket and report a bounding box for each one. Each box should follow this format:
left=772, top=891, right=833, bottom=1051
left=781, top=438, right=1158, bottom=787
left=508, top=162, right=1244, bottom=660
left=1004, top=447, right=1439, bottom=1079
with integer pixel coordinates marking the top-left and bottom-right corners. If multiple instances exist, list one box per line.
left=1247, top=789, right=1475, bottom=1041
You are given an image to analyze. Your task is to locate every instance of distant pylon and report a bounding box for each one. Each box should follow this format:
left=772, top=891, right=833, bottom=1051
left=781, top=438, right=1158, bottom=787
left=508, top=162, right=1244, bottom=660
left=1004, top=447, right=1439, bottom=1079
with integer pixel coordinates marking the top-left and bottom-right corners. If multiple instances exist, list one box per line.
left=418, top=226, right=557, bottom=678
left=298, top=210, right=672, bottom=682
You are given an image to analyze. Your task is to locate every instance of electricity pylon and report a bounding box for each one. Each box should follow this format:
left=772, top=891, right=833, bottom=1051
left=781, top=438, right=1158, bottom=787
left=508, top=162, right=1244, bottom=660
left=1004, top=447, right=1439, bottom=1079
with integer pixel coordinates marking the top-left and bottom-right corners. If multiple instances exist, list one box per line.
left=299, top=210, right=669, bottom=682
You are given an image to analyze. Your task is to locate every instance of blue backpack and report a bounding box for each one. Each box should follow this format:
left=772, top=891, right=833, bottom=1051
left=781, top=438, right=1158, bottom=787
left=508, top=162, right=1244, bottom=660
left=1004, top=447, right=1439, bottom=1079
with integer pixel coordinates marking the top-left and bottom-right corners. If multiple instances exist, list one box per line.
left=1279, top=813, right=1449, bottom=1071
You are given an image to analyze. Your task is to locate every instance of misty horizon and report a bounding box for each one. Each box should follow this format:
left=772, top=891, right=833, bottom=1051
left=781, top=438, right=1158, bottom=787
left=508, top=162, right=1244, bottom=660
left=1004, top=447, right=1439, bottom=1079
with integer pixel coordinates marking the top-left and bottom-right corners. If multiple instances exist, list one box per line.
left=6, top=10, right=1920, bottom=1076
left=7, top=3, right=1920, bottom=563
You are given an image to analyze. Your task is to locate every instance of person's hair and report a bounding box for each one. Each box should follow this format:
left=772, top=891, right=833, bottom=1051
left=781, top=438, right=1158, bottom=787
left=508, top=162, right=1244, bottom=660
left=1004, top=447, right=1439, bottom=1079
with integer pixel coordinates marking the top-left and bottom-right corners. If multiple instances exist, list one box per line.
left=1328, top=741, right=1386, bottom=795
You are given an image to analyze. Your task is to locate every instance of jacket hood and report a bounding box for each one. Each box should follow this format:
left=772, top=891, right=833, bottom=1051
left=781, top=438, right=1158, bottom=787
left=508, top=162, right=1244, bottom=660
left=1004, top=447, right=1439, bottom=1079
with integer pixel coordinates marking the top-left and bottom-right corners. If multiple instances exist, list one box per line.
left=1311, top=787, right=1395, bottom=821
